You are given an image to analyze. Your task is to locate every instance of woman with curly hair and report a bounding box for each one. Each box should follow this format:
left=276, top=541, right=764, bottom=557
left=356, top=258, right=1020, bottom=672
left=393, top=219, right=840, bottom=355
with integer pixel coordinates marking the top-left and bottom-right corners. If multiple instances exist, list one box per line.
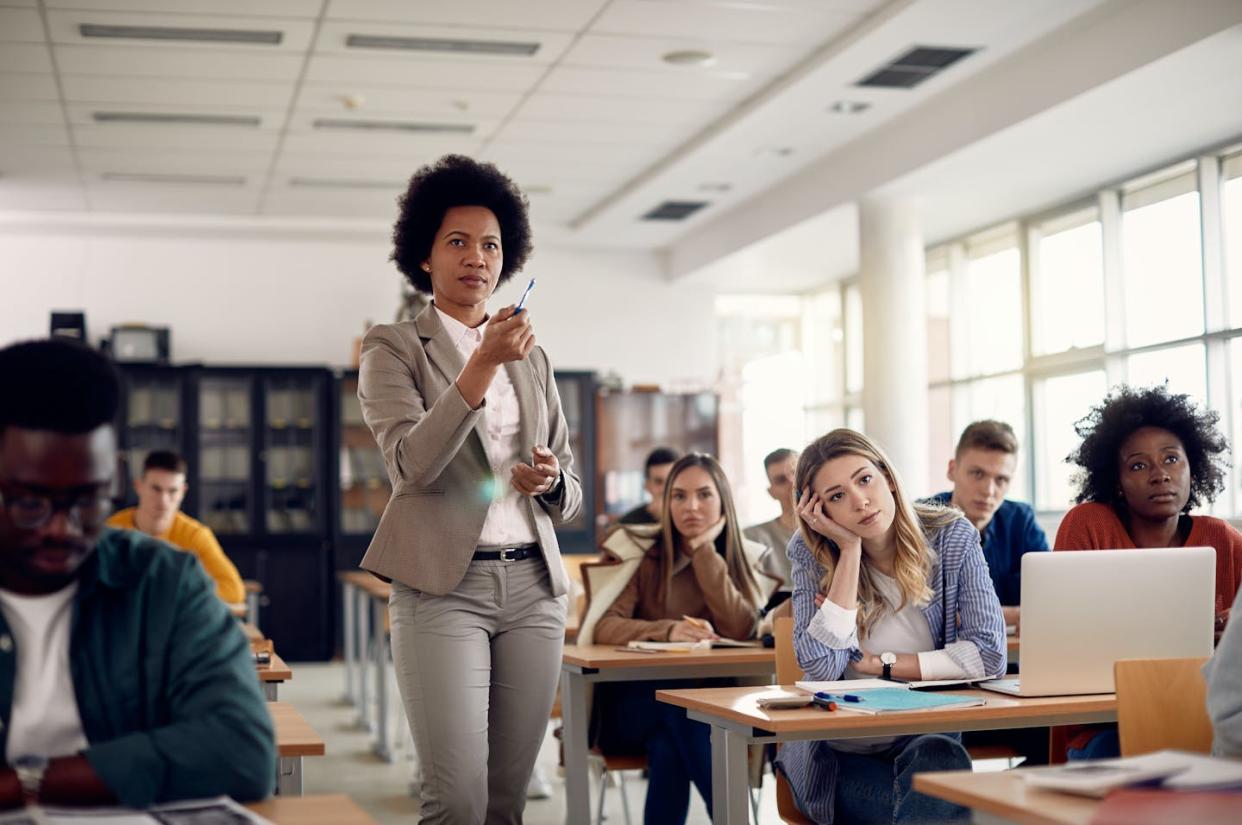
left=776, top=429, right=1006, bottom=824
left=357, top=155, right=582, bottom=823
left=1055, top=384, right=1242, bottom=758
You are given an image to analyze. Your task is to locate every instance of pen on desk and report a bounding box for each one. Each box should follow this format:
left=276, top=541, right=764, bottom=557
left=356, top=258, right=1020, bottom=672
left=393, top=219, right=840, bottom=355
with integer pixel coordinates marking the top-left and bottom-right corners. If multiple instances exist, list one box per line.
left=811, top=697, right=838, bottom=712
left=815, top=691, right=862, bottom=703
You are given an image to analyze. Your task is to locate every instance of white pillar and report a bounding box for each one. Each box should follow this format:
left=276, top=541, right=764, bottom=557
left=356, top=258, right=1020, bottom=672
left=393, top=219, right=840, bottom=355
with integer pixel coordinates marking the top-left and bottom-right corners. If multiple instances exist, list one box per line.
left=858, top=196, right=928, bottom=491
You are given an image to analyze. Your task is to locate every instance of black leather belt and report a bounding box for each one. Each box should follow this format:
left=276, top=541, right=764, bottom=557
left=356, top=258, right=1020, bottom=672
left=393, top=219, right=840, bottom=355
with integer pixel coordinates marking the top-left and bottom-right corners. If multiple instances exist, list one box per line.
left=473, top=544, right=540, bottom=562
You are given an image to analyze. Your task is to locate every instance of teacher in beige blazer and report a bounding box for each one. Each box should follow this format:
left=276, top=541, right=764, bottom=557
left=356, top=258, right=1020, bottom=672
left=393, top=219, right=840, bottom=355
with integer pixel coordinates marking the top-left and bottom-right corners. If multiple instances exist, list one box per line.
left=358, top=154, right=581, bottom=824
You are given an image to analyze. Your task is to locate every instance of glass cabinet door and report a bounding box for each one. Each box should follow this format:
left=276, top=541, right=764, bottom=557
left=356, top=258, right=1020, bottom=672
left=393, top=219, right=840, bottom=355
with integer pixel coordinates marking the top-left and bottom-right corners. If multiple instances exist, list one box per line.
left=198, top=376, right=254, bottom=535
left=264, top=375, right=322, bottom=535
left=338, top=375, right=390, bottom=535
left=121, top=372, right=183, bottom=499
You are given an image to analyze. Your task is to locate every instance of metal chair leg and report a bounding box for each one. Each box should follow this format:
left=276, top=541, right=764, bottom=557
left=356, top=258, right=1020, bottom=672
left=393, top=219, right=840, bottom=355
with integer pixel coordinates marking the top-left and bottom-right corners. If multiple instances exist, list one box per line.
left=618, top=771, right=633, bottom=825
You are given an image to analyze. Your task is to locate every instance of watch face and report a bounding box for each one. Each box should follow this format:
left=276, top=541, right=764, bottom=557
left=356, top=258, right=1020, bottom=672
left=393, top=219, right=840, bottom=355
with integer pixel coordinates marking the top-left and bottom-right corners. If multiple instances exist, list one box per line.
left=880, top=651, right=897, bottom=666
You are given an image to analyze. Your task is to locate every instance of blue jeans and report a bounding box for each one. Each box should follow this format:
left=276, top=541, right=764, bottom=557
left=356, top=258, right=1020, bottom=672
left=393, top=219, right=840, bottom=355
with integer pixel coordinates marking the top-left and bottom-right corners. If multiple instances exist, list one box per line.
left=1066, top=727, right=1121, bottom=761
left=594, top=680, right=716, bottom=825
left=834, top=735, right=972, bottom=824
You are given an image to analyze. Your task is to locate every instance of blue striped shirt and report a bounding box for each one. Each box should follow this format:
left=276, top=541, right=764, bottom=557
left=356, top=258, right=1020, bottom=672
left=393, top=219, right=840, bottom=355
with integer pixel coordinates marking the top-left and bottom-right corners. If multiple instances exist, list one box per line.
left=776, top=516, right=1006, bottom=823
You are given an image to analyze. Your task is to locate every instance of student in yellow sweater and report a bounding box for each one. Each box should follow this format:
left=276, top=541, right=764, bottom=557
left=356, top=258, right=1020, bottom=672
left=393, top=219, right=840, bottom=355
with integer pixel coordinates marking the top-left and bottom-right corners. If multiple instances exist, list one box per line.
left=107, top=450, right=246, bottom=604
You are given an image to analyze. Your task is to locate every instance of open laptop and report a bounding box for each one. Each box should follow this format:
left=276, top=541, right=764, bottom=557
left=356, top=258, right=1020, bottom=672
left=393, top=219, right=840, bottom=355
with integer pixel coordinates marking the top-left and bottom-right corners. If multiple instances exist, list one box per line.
left=980, top=547, right=1215, bottom=697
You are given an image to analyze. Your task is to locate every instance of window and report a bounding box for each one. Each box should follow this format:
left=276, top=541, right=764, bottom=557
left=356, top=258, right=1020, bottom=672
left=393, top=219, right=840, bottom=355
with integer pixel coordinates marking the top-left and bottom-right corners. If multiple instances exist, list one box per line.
left=958, top=242, right=1023, bottom=376
left=1033, top=370, right=1108, bottom=511
left=1030, top=210, right=1104, bottom=355
left=1125, top=342, right=1207, bottom=406
left=1224, top=155, right=1242, bottom=328
left=927, top=267, right=951, bottom=383
left=845, top=283, right=863, bottom=394
left=952, top=374, right=1029, bottom=502
left=1122, top=174, right=1203, bottom=348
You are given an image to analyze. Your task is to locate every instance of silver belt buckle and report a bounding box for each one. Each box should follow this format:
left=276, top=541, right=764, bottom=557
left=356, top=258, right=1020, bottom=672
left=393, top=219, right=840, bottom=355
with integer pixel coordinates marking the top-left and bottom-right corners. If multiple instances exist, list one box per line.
left=498, top=547, right=517, bottom=562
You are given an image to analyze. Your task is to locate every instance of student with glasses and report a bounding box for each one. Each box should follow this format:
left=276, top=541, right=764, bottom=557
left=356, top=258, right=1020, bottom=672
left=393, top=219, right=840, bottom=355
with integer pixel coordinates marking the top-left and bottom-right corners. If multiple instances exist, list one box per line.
left=0, top=339, right=273, bottom=809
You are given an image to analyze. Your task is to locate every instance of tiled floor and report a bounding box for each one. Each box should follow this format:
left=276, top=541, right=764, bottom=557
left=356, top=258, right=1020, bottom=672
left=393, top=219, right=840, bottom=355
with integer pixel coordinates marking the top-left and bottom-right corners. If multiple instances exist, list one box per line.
left=282, top=662, right=769, bottom=824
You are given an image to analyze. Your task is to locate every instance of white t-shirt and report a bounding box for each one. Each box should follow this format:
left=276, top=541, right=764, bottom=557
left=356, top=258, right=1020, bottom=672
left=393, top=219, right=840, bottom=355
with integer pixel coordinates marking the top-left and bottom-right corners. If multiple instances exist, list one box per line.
left=0, top=583, right=89, bottom=762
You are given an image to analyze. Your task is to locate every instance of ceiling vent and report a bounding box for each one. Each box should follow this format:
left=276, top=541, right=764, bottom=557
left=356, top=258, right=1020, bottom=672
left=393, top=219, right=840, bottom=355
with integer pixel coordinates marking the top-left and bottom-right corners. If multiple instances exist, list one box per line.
left=855, top=46, right=976, bottom=89
left=80, top=23, right=282, bottom=45
left=93, top=112, right=262, bottom=127
left=101, top=172, right=246, bottom=186
left=642, top=200, right=709, bottom=221
left=289, top=177, right=404, bottom=190
left=312, top=118, right=474, bottom=134
left=345, top=34, right=539, bottom=56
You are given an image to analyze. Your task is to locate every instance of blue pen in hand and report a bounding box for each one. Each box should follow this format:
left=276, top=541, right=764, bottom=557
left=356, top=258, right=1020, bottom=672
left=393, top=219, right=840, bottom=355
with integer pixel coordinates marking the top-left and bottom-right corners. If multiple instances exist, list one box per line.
left=514, top=277, right=536, bottom=313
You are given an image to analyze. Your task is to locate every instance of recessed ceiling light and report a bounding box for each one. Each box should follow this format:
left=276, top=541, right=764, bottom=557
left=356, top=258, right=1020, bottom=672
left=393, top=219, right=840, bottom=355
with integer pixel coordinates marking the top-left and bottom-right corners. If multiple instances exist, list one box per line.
left=828, top=100, right=870, bottom=115
left=346, top=33, right=539, bottom=56
left=101, top=172, right=246, bottom=186
left=93, top=112, right=261, bottom=127
left=312, top=118, right=474, bottom=134
left=754, top=146, right=794, bottom=159
left=80, top=23, right=282, bottom=45
left=698, top=182, right=732, bottom=193
left=662, top=49, right=716, bottom=68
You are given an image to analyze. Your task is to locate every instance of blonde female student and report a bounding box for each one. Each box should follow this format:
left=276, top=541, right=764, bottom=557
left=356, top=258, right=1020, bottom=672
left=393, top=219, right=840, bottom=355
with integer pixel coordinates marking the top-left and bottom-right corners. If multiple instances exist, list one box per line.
left=776, top=429, right=1006, bottom=824
left=578, top=453, right=774, bottom=824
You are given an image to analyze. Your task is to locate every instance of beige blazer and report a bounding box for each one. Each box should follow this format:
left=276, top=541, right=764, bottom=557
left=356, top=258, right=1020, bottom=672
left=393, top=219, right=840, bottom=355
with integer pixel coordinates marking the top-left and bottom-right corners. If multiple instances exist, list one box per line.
left=356, top=304, right=582, bottom=597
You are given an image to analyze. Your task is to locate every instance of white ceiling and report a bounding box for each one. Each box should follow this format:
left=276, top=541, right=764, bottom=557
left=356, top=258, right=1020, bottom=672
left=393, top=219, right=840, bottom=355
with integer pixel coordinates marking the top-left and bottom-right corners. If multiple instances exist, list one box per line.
left=0, top=0, right=1113, bottom=241
left=1, top=0, right=1236, bottom=262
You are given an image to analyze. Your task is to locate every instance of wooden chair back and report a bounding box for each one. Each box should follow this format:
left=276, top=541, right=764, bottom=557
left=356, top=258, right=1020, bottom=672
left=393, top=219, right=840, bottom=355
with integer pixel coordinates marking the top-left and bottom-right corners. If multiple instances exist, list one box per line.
left=774, top=615, right=804, bottom=684
left=1115, top=656, right=1213, bottom=757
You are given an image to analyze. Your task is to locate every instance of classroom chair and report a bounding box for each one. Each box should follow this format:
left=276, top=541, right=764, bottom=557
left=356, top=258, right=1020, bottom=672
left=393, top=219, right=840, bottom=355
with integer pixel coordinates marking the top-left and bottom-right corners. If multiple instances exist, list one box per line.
left=1114, top=656, right=1213, bottom=757
left=773, top=616, right=815, bottom=825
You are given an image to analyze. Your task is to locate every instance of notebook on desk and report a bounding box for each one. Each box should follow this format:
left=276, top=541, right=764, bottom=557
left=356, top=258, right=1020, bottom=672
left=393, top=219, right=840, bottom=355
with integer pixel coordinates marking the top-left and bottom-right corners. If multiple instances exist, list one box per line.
left=979, top=547, right=1215, bottom=697
left=810, top=687, right=983, bottom=714
left=625, top=639, right=762, bottom=652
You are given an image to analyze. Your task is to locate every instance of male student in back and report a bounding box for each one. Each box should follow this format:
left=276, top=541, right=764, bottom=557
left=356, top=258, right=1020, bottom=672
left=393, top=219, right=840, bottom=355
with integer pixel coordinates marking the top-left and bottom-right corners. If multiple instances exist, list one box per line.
left=618, top=446, right=680, bottom=525
left=928, top=420, right=1048, bottom=632
left=107, top=449, right=245, bottom=604
left=745, top=447, right=798, bottom=598
left=0, top=339, right=272, bottom=809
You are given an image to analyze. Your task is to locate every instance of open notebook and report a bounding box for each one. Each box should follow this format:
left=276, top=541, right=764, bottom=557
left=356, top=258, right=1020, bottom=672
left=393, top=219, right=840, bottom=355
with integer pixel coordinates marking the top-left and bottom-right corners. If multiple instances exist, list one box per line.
left=625, top=639, right=763, bottom=652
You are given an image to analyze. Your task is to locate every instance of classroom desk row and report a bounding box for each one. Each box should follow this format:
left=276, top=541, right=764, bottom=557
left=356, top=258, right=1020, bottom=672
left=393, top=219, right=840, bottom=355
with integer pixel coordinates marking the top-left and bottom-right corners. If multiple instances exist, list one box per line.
left=247, top=794, right=374, bottom=824
left=558, top=635, right=1068, bottom=825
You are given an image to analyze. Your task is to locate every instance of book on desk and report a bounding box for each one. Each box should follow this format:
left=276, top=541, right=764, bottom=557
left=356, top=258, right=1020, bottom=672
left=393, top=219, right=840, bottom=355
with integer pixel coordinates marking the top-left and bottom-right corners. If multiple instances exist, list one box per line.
left=624, top=639, right=763, bottom=653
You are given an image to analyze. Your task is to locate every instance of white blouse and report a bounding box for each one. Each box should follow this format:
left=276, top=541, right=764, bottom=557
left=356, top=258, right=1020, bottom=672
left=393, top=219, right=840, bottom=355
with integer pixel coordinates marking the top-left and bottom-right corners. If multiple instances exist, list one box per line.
left=436, top=306, right=539, bottom=548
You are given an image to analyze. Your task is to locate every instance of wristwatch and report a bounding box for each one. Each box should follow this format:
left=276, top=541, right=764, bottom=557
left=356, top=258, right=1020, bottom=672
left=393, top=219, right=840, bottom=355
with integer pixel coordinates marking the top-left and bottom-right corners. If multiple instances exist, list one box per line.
left=12, top=754, right=48, bottom=804
left=880, top=651, right=897, bottom=681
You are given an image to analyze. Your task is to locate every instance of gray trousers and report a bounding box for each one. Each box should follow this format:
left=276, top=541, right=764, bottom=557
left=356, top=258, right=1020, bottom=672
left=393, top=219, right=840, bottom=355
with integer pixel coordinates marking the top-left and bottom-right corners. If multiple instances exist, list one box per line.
left=389, top=557, right=567, bottom=824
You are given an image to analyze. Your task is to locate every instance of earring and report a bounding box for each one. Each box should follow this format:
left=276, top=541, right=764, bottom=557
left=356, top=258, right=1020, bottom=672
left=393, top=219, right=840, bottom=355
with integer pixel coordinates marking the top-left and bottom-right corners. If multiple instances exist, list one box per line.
left=421, top=263, right=431, bottom=272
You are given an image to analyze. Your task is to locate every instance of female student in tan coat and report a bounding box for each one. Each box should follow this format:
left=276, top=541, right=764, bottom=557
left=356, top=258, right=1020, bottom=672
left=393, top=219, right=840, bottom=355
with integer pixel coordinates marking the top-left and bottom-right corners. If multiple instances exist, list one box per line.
left=590, top=453, right=769, bottom=824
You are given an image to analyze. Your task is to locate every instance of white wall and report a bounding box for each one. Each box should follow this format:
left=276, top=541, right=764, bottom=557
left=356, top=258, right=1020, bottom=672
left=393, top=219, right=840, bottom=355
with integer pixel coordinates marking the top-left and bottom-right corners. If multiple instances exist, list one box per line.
left=0, top=225, right=717, bottom=386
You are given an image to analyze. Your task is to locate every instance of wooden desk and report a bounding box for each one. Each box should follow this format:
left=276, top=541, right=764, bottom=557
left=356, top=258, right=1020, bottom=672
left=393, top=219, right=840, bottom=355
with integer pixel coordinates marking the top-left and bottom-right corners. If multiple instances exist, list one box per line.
left=257, top=651, right=293, bottom=701
left=656, top=685, right=1117, bottom=825
left=247, top=793, right=376, bottom=824
left=270, top=701, right=326, bottom=797
left=912, top=769, right=1096, bottom=825
left=560, top=644, right=775, bottom=825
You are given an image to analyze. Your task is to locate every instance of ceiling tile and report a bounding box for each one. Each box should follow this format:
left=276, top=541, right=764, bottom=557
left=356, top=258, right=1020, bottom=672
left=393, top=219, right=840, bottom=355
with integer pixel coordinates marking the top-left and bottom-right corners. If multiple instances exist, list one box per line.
left=0, top=101, right=65, bottom=126
left=0, top=145, right=75, bottom=173
left=62, top=75, right=295, bottom=108
left=514, top=93, right=726, bottom=125
left=303, top=55, right=546, bottom=90
left=86, top=183, right=263, bottom=214
left=261, top=188, right=401, bottom=218
left=295, top=84, right=522, bottom=117
left=54, top=44, right=304, bottom=81
left=324, top=0, right=609, bottom=31
left=76, top=146, right=275, bottom=174
left=0, top=43, right=53, bottom=72
left=46, top=0, right=321, bottom=15
left=0, top=7, right=44, bottom=42
left=0, top=73, right=59, bottom=101
left=45, top=10, right=316, bottom=52
left=0, top=124, right=71, bottom=146
left=591, top=0, right=868, bottom=45
left=279, top=131, right=483, bottom=158
left=272, top=153, right=418, bottom=180
left=494, top=118, right=688, bottom=145
left=561, top=33, right=798, bottom=77
left=0, top=179, right=87, bottom=212
left=314, top=20, right=574, bottom=64
left=540, top=65, right=759, bottom=101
